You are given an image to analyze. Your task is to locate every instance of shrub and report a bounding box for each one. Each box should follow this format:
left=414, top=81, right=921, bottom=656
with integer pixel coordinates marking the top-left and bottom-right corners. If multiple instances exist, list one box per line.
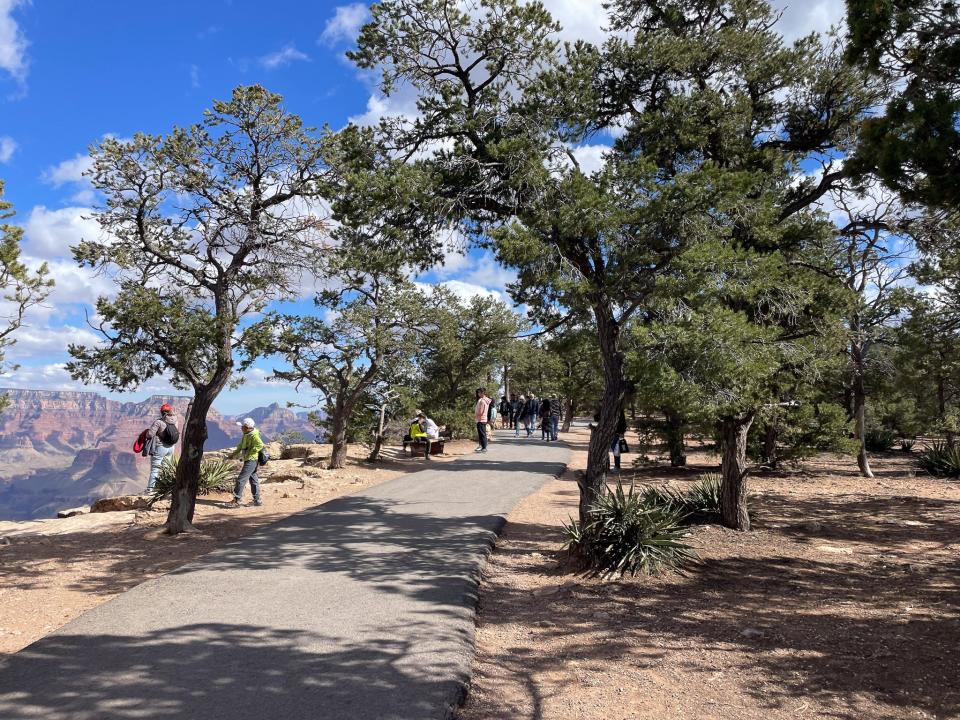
left=864, top=428, right=896, bottom=453
left=639, top=473, right=723, bottom=524
left=917, top=442, right=960, bottom=478
left=900, top=438, right=915, bottom=453
left=150, top=456, right=235, bottom=502
left=564, top=481, right=696, bottom=578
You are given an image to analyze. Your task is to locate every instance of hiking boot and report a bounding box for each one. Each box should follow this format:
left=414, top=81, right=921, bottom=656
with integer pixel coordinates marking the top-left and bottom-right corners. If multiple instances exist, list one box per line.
left=224, top=499, right=241, bottom=508
left=252, top=500, right=263, bottom=507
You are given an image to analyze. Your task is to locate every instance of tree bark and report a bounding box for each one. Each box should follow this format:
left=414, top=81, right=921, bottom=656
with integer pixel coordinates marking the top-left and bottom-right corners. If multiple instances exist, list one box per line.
left=166, top=387, right=218, bottom=534
left=328, top=400, right=350, bottom=470
left=663, top=407, right=686, bottom=467
left=720, top=412, right=754, bottom=531
left=368, top=402, right=388, bottom=462
left=562, top=397, right=575, bottom=433
left=851, top=342, right=874, bottom=478
left=580, top=298, right=627, bottom=525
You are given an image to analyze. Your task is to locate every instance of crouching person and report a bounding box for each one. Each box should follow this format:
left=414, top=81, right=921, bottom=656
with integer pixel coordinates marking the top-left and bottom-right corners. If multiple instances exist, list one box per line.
left=228, top=417, right=263, bottom=507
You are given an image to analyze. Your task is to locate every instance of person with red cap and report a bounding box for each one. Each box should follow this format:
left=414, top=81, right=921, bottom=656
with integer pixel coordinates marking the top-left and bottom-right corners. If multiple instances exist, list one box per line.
left=145, top=402, right=180, bottom=493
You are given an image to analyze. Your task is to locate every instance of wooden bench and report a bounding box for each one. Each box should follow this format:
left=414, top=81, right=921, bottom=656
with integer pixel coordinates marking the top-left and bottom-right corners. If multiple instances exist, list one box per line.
left=403, top=428, right=452, bottom=457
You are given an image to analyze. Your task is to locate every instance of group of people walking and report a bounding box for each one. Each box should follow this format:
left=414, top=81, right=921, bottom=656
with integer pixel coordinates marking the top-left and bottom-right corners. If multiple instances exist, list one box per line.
left=496, top=392, right=562, bottom=441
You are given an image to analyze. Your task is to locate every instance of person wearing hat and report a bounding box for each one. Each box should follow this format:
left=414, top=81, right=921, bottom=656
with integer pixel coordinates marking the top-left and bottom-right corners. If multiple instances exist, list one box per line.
left=410, top=410, right=439, bottom=460
left=227, top=417, right=264, bottom=507
left=145, top=402, right=179, bottom=493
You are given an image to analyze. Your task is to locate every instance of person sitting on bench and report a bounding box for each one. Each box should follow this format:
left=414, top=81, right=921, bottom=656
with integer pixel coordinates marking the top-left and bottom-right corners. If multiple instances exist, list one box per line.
left=410, top=410, right=440, bottom=460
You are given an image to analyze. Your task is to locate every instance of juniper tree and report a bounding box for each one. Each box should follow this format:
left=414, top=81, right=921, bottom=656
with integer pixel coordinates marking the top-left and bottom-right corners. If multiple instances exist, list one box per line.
left=845, top=0, right=960, bottom=210
left=0, top=181, right=52, bottom=412
left=67, top=86, right=331, bottom=534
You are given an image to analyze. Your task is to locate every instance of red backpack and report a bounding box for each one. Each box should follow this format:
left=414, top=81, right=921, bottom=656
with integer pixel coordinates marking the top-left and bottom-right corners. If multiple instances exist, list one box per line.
left=133, top=429, right=149, bottom=454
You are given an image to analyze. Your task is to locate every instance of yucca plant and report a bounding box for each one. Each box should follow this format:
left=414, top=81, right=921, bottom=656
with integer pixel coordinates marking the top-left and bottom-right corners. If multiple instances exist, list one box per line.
left=917, top=442, right=960, bottom=478
left=564, top=481, right=697, bottom=578
left=639, top=473, right=723, bottom=524
left=149, top=456, right=236, bottom=504
left=865, top=428, right=896, bottom=453
left=900, top=438, right=915, bottom=453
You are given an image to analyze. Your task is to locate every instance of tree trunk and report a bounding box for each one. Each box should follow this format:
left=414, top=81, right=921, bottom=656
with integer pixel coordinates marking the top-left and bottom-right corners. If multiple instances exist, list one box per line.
left=762, top=423, right=778, bottom=470
left=663, top=407, right=686, bottom=467
left=580, top=298, right=627, bottom=525
left=562, top=398, right=575, bottom=433
left=851, top=343, right=874, bottom=478
left=328, top=405, right=349, bottom=470
left=368, top=402, right=388, bottom=462
left=166, top=388, right=218, bottom=534
left=720, top=413, right=754, bottom=531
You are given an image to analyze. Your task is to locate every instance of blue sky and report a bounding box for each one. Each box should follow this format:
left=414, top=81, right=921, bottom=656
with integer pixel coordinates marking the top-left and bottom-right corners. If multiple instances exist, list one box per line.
left=0, top=0, right=846, bottom=414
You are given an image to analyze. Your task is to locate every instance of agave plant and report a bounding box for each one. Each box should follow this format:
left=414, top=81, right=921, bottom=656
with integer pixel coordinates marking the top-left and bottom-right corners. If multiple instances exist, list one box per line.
left=149, top=456, right=236, bottom=503
left=564, top=481, right=697, bottom=578
left=917, top=442, right=960, bottom=478
left=900, top=438, right=916, bottom=453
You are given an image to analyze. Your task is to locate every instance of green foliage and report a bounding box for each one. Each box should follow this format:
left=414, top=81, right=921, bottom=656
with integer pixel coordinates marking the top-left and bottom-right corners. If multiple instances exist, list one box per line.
left=845, top=0, right=960, bottom=209
left=900, top=439, right=915, bottom=453
left=917, top=442, right=960, bottom=479
left=415, top=288, right=521, bottom=437
left=0, top=180, right=53, bottom=412
left=864, top=427, right=896, bottom=453
left=640, top=473, right=723, bottom=524
left=150, top=456, right=234, bottom=502
left=564, top=481, right=697, bottom=577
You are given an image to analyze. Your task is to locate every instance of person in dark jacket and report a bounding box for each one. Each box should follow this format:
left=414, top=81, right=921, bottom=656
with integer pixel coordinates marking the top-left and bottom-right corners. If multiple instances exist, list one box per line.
left=592, top=410, right=629, bottom=469
left=523, top=393, right=539, bottom=437
left=498, top=396, right=511, bottom=429
left=539, top=398, right=552, bottom=440
left=549, top=397, right=561, bottom=441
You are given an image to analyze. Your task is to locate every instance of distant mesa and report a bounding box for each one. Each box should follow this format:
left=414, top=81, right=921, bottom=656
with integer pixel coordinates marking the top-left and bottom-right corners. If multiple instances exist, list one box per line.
left=0, top=388, right=319, bottom=521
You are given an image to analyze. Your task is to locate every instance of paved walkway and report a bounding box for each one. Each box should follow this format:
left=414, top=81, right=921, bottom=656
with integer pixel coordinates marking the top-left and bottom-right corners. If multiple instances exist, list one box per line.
left=0, top=433, right=569, bottom=720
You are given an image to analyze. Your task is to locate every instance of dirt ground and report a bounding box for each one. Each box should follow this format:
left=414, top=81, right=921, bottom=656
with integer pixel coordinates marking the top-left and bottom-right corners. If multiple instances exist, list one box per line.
left=0, top=439, right=476, bottom=654
left=457, top=427, right=960, bottom=720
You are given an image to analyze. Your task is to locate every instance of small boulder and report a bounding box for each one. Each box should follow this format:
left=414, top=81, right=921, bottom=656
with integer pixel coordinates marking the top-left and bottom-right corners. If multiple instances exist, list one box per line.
left=57, top=505, right=90, bottom=518
left=90, top=496, right=150, bottom=513
left=280, top=444, right=312, bottom=460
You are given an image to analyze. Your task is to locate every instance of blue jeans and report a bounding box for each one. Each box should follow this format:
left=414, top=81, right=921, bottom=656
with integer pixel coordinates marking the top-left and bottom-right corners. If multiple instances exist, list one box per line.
left=147, top=444, right=174, bottom=492
left=233, top=459, right=261, bottom=503
left=551, top=416, right=559, bottom=441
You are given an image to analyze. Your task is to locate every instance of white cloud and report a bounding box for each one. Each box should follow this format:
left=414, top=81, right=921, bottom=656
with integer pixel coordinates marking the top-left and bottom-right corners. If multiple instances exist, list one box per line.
left=23, top=206, right=101, bottom=259
left=541, top=0, right=611, bottom=45
left=31, top=257, right=116, bottom=305
left=0, top=135, right=15, bottom=162
left=0, top=0, right=28, bottom=86
left=2, top=324, right=102, bottom=359
left=259, top=44, right=310, bottom=70
left=319, top=3, right=369, bottom=47
left=566, top=143, right=609, bottom=175
left=43, top=153, right=93, bottom=186
left=190, top=64, right=200, bottom=88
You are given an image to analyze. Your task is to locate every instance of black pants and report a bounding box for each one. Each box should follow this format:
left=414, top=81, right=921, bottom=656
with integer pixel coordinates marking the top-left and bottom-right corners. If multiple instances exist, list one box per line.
left=477, top=422, right=488, bottom=450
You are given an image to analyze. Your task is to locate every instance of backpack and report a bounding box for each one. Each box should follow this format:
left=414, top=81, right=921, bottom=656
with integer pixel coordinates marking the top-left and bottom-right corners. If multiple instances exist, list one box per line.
left=133, top=429, right=149, bottom=454
left=257, top=448, right=270, bottom=466
left=160, top=421, right=179, bottom=446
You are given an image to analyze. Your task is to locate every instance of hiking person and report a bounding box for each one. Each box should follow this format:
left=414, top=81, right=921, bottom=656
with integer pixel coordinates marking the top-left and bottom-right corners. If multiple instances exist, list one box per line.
left=514, top=394, right=525, bottom=437
left=611, top=410, right=628, bottom=470
left=145, top=402, right=179, bottom=493
left=228, top=417, right=264, bottom=507
left=549, top=396, right=561, bottom=441
left=487, top=394, right=498, bottom=442
left=523, top=393, right=539, bottom=438
left=474, top=388, right=491, bottom=453
left=509, top=393, right=520, bottom=429
left=539, top=398, right=553, bottom=440
left=411, top=410, right=440, bottom=460
left=498, top=395, right=511, bottom=429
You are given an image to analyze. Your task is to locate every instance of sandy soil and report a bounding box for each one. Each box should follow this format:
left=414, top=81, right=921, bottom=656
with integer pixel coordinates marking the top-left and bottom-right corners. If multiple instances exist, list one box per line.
left=0, top=439, right=476, bottom=654
left=457, top=427, right=960, bottom=720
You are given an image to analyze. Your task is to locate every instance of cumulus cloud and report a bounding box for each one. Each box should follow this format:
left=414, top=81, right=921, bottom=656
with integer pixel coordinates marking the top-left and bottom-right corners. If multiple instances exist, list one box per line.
left=319, top=3, right=369, bottom=47
left=0, top=0, right=28, bottom=86
left=259, top=44, right=310, bottom=70
left=0, top=135, right=15, bottom=162
left=23, top=206, right=101, bottom=259
left=43, top=153, right=92, bottom=186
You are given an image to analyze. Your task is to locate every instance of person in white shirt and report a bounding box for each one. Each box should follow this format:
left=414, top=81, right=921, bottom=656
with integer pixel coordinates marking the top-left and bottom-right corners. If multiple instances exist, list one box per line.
left=414, top=410, right=440, bottom=460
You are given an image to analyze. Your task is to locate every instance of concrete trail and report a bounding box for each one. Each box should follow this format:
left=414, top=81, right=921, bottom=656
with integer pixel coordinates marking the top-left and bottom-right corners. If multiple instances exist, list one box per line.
left=0, top=433, right=569, bottom=720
